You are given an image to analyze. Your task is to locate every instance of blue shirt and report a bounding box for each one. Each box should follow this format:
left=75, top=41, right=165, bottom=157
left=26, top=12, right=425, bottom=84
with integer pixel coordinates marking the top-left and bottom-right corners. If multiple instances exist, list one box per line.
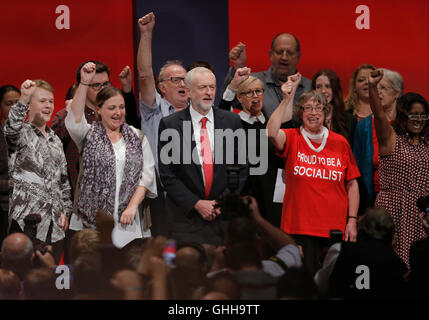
left=139, top=92, right=176, bottom=169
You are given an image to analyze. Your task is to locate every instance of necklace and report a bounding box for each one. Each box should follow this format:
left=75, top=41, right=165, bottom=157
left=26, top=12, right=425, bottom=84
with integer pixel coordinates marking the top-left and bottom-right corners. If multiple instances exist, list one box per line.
left=300, top=126, right=329, bottom=152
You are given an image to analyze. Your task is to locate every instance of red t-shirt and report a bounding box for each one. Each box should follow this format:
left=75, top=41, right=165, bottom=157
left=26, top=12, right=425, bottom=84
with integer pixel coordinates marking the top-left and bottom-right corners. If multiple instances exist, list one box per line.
left=278, top=128, right=361, bottom=238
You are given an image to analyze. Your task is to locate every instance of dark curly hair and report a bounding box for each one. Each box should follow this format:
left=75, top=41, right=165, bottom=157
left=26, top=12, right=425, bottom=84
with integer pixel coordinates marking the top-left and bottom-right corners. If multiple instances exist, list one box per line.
left=392, top=92, right=429, bottom=143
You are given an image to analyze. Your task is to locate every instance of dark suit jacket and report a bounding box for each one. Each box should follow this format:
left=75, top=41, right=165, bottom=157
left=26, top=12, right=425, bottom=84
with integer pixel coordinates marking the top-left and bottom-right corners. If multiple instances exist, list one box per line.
left=158, top=107, right=248, bottom=245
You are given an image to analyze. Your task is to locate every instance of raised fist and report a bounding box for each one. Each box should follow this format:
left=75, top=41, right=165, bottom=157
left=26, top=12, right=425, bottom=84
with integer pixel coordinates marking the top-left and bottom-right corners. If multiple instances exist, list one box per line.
left=288, top=73, right=301, bottom=87
left=281, top=80, right=293, bottom=97
left=21, top=79, right=36, bottom=97
left=229, top=42, right=247, bottom=69
left=369, top=69, right=384, bottom=86
left=119, top=66, right=132, bottom=93
left=281, top=73, right=301, bottom=98
left=229, top=67, right=251, bottom=91
left=80, top=62, right=96, bottom=85
left=19, top=79, right=37, bottom=104
left=138, top=12, right=155, bottom=34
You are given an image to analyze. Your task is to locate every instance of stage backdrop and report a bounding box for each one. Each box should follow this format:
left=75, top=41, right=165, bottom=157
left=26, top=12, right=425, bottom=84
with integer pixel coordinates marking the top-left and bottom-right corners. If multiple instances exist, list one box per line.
left=1, top=0, right=428, bottom=120
left=228, top=0, right=428, bottom=100
left=0, top=1, right=135, bottom=118
left=133, top=0, right=230, bottom=106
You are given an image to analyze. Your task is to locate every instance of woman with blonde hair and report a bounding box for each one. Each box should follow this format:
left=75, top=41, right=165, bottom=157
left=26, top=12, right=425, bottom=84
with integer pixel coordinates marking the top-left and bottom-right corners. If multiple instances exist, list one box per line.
left=345, top=64, right=376, bottom=121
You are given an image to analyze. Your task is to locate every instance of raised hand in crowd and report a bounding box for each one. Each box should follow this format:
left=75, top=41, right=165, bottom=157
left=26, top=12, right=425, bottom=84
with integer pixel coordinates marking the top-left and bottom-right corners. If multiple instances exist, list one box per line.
left=80, top=62, right=97, bottom=85
left=18, top=80, right=37, bottom=105
left=119, top=66, right=133, bottom=93
left=70, top=62, right=96, bottom=121
left=110, top=269, right=144, bottom=300
left=148, top=256, right=168, bottom=300
left=228, top=67, right=251, bottom=92
left=138, top=11, right=155, bottom=35
left=281, top=72, right=301, bottom=100
left=267, top=73, right=301, bottom=150
left=96, top=209, right=115, bottom=245
left=137, top=12, right=157, bottom=106
left=368, top=68, right=383, bottom=86
left=367, top=68, right=396, bottom=156
left=229, top=42, right=247, bottom=70
left=136, top=236, right=167, bottom=276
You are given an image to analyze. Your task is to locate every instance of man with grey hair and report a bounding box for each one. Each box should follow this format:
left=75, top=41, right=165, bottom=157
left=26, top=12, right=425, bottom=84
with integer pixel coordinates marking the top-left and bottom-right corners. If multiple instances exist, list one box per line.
left=0, top=233, right=34, bottom=280
left=137, top=12, right=189, bottom=236
left=158, top=67, right=247, bottom=245
left=137, top=12, right=189, bottom=165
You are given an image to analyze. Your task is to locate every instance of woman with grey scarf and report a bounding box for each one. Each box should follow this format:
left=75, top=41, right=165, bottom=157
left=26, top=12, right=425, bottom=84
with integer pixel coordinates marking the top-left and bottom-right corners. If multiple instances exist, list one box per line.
left=65, top=62, right=157, bottom=247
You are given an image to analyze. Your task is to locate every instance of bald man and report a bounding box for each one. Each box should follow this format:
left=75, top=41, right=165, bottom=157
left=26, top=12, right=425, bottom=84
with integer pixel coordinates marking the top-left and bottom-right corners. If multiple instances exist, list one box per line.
left=223, top=33, right=311, bottom=119
left=0, top=233, right=34, bottom=279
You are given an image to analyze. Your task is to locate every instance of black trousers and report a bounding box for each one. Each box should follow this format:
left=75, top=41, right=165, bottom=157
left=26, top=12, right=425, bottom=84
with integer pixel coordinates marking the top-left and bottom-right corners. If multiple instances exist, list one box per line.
left=293, top=234, right=331, bottom=276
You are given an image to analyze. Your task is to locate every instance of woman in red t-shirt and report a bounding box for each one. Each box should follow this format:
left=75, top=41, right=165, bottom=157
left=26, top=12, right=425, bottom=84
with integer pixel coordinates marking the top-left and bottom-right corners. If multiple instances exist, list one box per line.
left=267, top=73, right=360, bottom=275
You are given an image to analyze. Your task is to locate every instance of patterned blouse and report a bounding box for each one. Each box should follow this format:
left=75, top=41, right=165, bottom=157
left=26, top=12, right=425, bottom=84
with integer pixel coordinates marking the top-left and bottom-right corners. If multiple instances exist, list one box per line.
left=5, top=101, right=73, bottom=243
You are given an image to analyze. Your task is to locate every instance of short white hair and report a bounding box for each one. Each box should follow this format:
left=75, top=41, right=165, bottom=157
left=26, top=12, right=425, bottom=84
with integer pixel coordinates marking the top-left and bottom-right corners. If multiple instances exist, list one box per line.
left=381, top=68, right=403, bottom=96
left=184, top=67, right=215, bottom=88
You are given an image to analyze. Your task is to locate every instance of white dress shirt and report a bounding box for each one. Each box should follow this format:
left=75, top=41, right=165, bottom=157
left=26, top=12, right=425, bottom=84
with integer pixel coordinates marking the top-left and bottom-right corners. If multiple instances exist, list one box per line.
left=189, top=105, right=214, bottom=186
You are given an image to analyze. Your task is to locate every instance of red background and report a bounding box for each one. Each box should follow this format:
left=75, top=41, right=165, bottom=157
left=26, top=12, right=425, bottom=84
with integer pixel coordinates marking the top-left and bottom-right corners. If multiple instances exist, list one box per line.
left=229, top=0, right=429, bottom=99
left=1, top=0, right=428, bottom=119
left=1, top=1, right=134, bottom=116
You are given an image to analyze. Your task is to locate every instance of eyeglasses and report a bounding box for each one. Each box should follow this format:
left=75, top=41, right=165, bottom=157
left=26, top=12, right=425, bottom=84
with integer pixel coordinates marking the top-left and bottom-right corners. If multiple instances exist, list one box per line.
left=160, top=77, right=185, bottom=84
left=239, top=89, right=264, bottom=98
left=377, top=84, right=393, bottom=92
left=408, top=114, right=429, bottom=120
left=301, top=104, right=324, bottom=113
left=273, top=49, right=298, bottom=58
left=89, top=81, right=112, bottom=91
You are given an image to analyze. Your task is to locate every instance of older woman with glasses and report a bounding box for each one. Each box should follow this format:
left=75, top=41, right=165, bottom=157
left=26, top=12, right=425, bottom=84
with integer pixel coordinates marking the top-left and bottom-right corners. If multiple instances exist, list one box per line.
left=267, top=73, right=360, bottom=276
left=368, top=69, right=429, bottom=268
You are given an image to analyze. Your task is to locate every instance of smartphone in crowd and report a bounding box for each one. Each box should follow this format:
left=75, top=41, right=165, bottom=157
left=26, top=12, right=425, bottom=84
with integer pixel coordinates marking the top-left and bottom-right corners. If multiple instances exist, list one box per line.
left=163, top=240, right=176, bottom=267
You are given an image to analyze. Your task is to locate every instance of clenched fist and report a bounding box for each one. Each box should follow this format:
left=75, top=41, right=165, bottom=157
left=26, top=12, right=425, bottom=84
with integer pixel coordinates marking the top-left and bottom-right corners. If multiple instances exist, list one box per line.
left=138, top=12, right=155, bottom=34
left=19, top=79, right=37, bottom=105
